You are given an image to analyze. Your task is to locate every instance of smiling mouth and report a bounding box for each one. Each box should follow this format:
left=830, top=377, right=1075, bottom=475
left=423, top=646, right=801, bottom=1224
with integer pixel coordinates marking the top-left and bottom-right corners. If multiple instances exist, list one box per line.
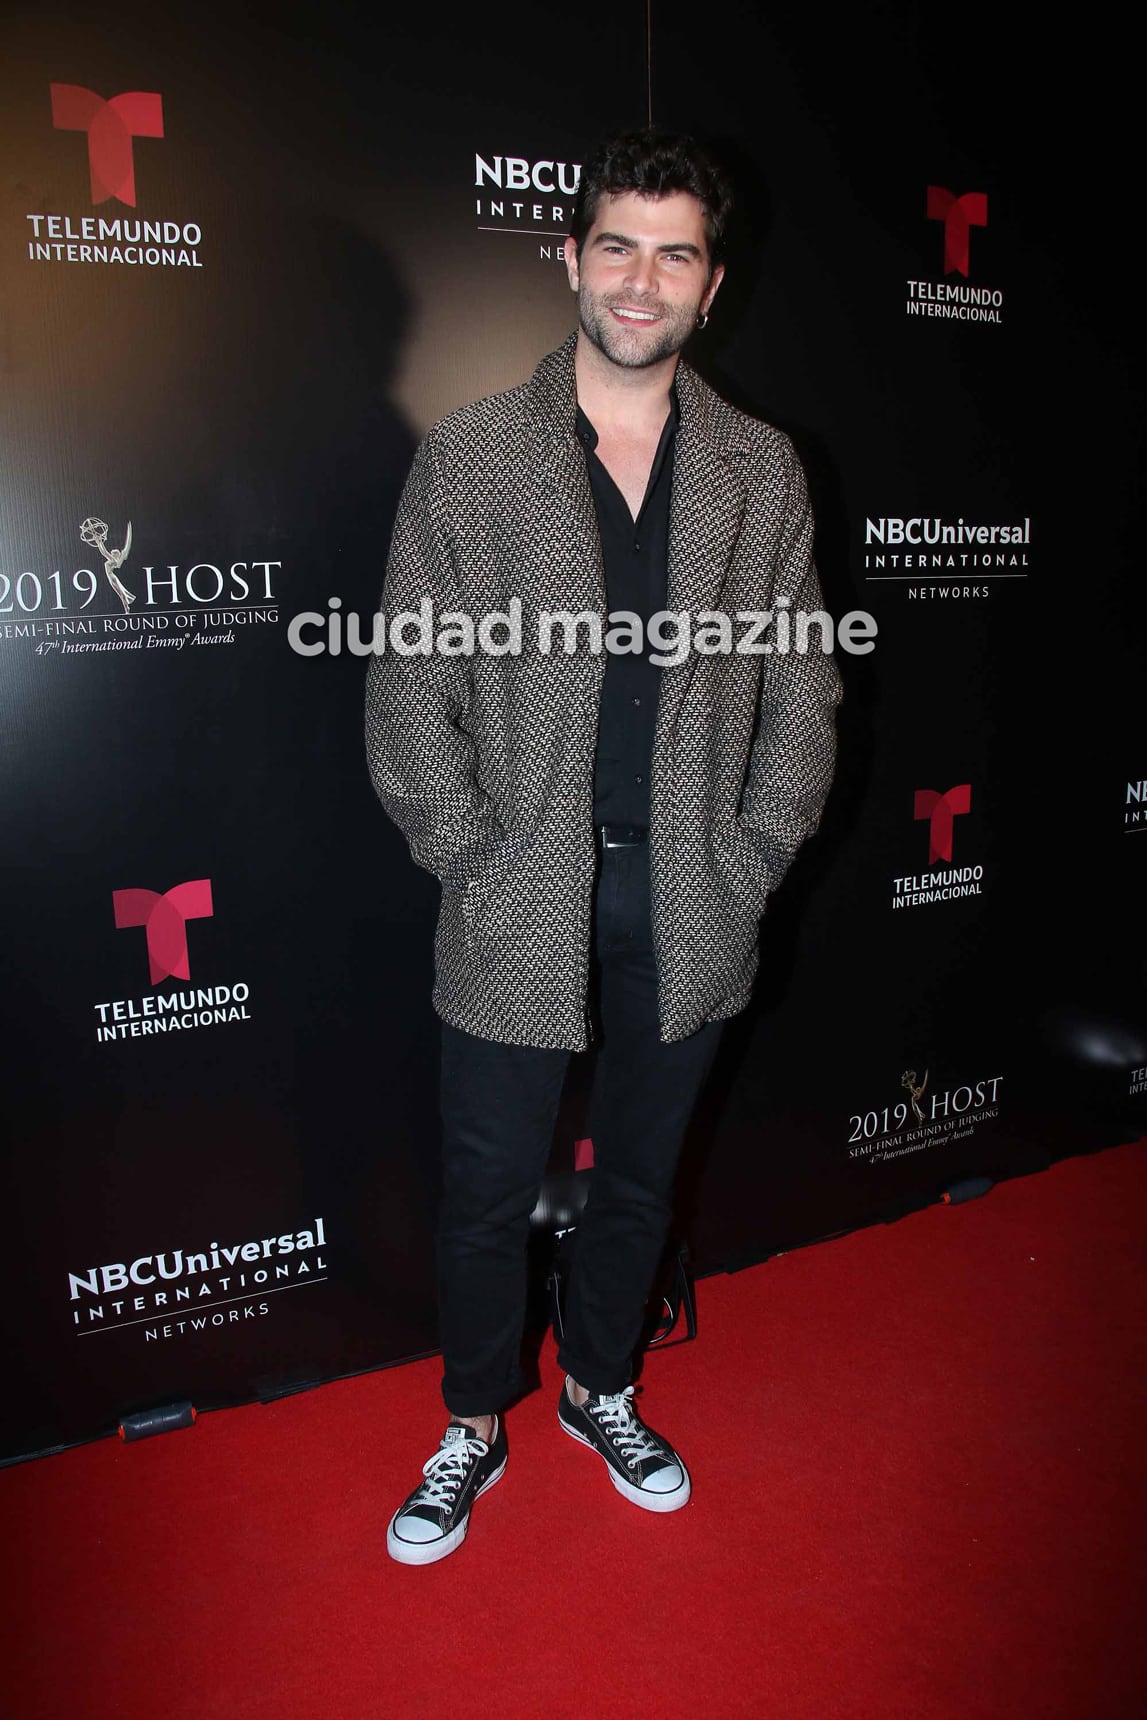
left=609, top=306, right=661, bottom=324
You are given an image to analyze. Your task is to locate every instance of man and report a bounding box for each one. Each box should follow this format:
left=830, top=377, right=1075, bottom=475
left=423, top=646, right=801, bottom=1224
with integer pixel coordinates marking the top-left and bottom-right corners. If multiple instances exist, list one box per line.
left=365, top=130, right=841, bottom=1565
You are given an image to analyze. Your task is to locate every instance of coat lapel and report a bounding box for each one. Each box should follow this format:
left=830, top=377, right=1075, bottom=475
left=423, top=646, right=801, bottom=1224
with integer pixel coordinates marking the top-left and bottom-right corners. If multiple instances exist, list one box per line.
left=655, top=362, right=750, bottom=743
left=536, top=437, right=608, bottom=616
left=527, top=336, right=607, bottom=617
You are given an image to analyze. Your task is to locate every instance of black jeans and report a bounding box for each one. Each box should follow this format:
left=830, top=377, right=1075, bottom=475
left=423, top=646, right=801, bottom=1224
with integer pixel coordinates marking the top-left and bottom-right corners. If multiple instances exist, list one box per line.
left=436, top=841, right=724, bottom=1416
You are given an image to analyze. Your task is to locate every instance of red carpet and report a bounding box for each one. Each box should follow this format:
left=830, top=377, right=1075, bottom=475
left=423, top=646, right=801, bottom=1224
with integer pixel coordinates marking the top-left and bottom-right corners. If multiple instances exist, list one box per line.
left=2, top=1141, right=1144, bottom=1720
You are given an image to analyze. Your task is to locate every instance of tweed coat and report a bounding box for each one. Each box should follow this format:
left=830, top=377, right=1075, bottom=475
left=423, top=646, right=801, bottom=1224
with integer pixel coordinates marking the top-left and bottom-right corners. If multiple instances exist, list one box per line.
left=365, top=333, right=841, bottom=1050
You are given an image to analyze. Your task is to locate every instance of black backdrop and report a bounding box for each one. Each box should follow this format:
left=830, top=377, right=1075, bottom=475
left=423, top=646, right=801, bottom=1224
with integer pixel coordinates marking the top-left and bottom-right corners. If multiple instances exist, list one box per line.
left=1, top=1, right=1142, bottom=1464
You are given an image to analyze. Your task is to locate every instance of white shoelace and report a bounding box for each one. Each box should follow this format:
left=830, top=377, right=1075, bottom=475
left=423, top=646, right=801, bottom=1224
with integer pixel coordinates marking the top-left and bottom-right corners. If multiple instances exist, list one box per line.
left=587, top=1387, right=664, bottom=1468
left=412, top=1432, right=487, bottom=1508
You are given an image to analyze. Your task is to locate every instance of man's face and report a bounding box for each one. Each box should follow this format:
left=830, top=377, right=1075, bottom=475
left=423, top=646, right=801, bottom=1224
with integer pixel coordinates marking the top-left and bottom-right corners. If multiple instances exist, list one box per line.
left=565, top=190, right=724, bottom=371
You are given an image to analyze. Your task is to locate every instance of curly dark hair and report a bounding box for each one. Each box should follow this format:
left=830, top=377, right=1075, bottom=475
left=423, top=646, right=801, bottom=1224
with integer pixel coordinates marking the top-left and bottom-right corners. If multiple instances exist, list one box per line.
left=569, top=129, right=734, bottom=267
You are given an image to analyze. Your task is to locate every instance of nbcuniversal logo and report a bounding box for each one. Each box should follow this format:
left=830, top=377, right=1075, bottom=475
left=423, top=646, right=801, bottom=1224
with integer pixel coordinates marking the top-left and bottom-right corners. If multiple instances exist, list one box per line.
left=473, top=151, right=582, bottom=260
left=67, top=1216, right=330, bottom=1342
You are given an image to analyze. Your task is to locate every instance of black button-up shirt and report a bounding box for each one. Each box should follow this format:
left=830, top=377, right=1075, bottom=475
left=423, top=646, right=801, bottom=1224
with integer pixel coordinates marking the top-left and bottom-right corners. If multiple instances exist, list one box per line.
left=576, top=390, right=678, bottom=829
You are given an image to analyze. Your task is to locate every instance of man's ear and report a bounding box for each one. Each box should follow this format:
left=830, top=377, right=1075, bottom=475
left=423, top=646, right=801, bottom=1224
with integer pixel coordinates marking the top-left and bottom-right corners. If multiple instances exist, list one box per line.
left=564, top=235, right=580, bottom=293
left=701, top=261, right=726, bottom=316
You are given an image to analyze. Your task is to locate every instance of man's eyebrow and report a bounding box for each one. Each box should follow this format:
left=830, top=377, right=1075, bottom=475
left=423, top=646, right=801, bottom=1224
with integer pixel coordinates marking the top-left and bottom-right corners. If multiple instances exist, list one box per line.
left=592, top=230, right=703, bottom=258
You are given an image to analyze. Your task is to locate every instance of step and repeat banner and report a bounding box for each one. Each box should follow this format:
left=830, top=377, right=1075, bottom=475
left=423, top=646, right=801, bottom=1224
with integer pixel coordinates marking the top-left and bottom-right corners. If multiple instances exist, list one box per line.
left=1, top=4, right=1142, bottom=1462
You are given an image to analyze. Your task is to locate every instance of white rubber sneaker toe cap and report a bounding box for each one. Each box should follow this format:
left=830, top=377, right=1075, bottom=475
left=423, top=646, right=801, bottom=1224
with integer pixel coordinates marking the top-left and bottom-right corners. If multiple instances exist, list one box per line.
left=641, top=1463, right=686, bottom=1494
left=389, top=1514, right=443, bottom=1544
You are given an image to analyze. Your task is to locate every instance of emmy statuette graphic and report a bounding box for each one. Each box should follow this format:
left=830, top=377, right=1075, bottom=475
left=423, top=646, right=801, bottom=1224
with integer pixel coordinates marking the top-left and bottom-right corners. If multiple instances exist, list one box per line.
left=80, top=516, right=136, bottom=613
left=901, top=1068, right=929, bottom=1125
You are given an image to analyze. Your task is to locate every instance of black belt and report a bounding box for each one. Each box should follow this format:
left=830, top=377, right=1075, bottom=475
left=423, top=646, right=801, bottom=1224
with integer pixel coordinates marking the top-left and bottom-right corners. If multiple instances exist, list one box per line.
left=596, top=823, right=648, bottom=849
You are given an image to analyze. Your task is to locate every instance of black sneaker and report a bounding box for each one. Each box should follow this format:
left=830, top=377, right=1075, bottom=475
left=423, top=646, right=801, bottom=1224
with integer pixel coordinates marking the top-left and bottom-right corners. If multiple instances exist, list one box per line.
left=557, top=1378, right=691, bottom=1513
left=386, top=1416, right=507, bottom=1565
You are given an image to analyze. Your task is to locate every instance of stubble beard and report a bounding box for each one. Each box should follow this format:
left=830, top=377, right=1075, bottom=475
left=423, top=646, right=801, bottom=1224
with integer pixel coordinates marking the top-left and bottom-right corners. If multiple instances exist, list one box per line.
left=576, top=286, right=699, bottom=370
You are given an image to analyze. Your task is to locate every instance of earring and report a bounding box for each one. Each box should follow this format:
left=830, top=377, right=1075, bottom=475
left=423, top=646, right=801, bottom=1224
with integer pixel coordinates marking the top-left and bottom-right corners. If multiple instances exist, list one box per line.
left=696, top=310, right=709, bottom=330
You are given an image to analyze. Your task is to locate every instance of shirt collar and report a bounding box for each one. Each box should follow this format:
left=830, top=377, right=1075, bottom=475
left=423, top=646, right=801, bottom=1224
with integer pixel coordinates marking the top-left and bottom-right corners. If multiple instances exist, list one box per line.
left=575, top=379, right=681, bottom=452
left=527, top=332, right=754, bottom=462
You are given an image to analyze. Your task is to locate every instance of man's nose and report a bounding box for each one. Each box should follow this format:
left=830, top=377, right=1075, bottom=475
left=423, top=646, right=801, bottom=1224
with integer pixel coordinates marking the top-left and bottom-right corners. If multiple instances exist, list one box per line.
left=625, top=250, right=659, bottom=294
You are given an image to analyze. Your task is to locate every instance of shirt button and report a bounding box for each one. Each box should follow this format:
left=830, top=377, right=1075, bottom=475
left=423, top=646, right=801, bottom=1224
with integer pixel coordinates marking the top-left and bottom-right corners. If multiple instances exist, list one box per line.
left=632, top=696, right=641, bottom=706
left=634, top=540, right=641, bottom=550
left=635, top=775, right=644, bottom=785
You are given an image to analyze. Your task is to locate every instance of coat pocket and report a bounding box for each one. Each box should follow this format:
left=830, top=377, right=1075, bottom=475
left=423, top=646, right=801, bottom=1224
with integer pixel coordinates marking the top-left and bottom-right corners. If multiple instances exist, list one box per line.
left=457, top=831, right=534, bottom=950
left=714, top=826, right=770, bottom=921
